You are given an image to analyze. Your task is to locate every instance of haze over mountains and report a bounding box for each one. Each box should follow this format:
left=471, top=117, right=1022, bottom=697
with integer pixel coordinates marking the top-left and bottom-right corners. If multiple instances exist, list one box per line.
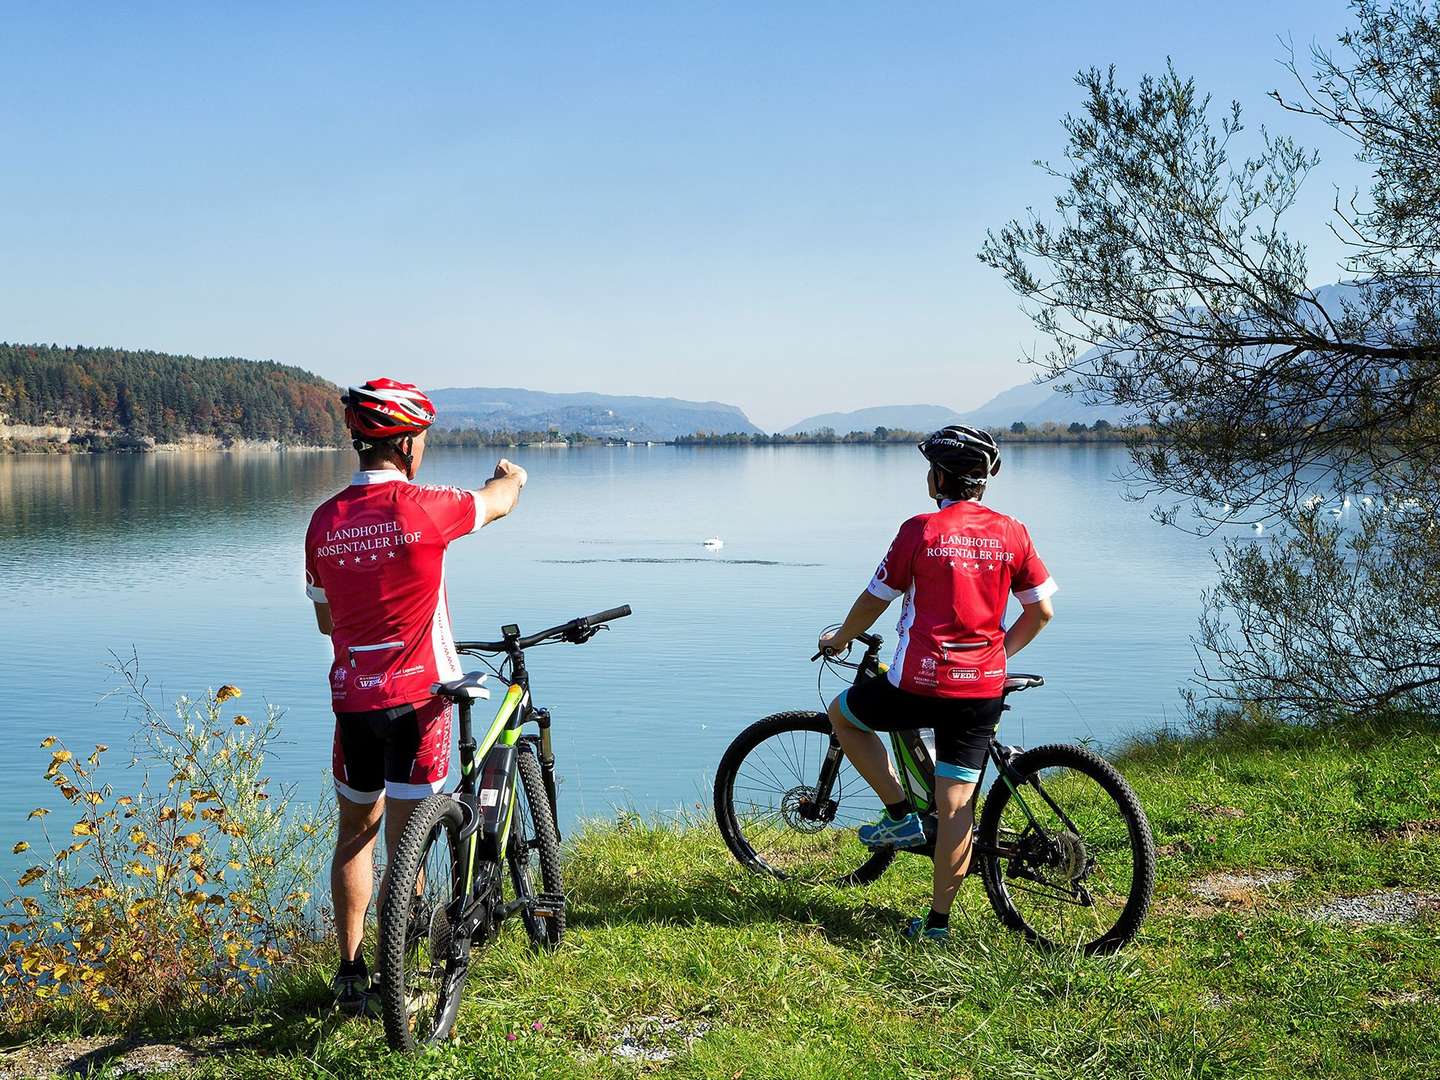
left=780, top=380, right=1127, bottom=435
left=408, top=380, right=1130, bottom=439
left=428, top=379, right=1127, bottom=441
left=427, top=387, right=761, bottom=441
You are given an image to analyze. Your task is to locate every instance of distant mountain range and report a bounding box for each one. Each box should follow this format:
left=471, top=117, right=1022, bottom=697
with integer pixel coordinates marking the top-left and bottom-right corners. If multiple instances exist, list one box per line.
left=781, top=382, right=1127, bottom=435
left=777, top=404, right=970, bottom=436
left=428, top=387, right=762, bottom=441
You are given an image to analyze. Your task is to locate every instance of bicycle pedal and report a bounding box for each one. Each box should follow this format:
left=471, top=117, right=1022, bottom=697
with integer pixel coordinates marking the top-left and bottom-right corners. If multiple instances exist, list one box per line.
left=529, top=892, right=567, bottom=919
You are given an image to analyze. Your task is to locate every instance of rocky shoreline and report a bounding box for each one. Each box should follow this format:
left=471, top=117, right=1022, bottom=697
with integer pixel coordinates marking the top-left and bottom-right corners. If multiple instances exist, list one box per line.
left=0, top=425, right=339, bottom=454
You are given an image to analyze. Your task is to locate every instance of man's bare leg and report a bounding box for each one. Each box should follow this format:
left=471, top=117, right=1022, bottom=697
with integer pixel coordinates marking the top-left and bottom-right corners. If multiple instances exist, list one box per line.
left=827, top=697, right=907, bottom=806
left=333, top=792, right=384, bottom=964
left=931, top=776, right=979, bottom=916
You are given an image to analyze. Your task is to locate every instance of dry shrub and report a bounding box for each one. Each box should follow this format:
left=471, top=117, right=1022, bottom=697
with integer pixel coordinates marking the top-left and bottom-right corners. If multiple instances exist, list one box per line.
left=0, top=660, right=330, bottom=1029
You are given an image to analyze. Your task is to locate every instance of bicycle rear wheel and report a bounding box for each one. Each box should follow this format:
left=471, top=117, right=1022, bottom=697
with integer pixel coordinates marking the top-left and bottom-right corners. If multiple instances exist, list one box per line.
left=714, top=711, right=895, bottom=886
left=507, top=744, right=565, bottom=948
left=379, top=794, right=471, bottom=1050
left=976, top=743, right=1155, bottom=954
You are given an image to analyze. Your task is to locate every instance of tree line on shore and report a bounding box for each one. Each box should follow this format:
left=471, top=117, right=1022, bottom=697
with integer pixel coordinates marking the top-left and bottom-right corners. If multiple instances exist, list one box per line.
left=672, top=420, right=1143, bottom=446
left=0, top=344, right=348, bottom=448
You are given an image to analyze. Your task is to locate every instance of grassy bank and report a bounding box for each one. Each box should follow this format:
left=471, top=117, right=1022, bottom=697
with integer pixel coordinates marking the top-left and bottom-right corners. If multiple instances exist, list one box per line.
left=4, top=714, right=1439, bottom=1079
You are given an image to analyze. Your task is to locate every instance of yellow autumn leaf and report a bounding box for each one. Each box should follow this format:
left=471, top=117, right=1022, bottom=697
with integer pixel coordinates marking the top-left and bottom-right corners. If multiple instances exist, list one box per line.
left=27, top=807, right=50, bottom=819
left=215, top=685, right=242, bottom=703
left=39, top=737, right=56, bottom=749
left=50, top=750, right=73, bottom=764
left=115, top=796, right=133, bottom=807
left=17, top=866, right=46, bottom=887
left=233, top=714, right=250, bottom=726
left=179, top=801, right=195, bottom=819
left=72, top=821, right=96, bottom=837
left=12, top=841, right=28, bottom=854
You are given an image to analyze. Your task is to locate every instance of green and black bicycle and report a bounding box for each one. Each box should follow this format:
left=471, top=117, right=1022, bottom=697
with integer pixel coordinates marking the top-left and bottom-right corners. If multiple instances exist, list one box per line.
left=713, top=630, right=1155, bottom=954
left=377, top=604, right=632, bottom=1051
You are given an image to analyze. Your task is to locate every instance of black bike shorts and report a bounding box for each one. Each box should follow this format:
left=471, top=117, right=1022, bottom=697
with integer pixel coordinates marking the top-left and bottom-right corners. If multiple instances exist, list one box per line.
left=332, top=697, right=452, bottom=803
left=835, top=674, right=1003, bottom=783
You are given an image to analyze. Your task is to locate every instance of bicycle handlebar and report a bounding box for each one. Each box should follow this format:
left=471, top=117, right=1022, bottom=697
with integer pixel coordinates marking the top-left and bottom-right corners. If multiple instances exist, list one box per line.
left=456, top=604, right=633, bottom=654
left=812, top=629, right=884, bottom=662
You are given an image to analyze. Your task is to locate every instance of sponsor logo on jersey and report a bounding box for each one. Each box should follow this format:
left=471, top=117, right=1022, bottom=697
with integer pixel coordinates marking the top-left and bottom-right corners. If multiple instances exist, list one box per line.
left=356, top=673, right=388, bottom=690
left=920, top=656, right=937, bottom=674
left=984, top=668, right=1005, bottom=678
left=948, top=668, right=980, bottom=682
left=332, top=667, right=348, bottom=685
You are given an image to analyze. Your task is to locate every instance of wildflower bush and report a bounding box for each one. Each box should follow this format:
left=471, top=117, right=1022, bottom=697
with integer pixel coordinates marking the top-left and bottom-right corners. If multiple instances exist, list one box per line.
left=0, top=661, right=331, bottom=1029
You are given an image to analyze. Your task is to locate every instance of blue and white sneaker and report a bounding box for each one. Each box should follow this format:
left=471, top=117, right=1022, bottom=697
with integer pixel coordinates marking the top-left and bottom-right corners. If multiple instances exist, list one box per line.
left=857, top=811, right=926, bottom=849
left=902, top=917, right=949, bottom=942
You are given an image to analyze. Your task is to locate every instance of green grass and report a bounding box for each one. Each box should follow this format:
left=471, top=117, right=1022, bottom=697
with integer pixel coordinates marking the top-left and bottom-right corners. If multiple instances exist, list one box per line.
left=8, top=714, right=1440, bottom=1079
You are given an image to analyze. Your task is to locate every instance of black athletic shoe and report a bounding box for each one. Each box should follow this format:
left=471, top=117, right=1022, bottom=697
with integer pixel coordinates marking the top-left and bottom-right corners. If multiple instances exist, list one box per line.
left=331, top=969, right=380, bottom=1018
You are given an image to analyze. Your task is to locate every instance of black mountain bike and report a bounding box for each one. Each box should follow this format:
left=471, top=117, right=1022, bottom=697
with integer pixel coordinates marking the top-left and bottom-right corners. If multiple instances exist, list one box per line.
left=378, top=604, right=632, bottom=1051
left=714, top=631, right=1155, bottom=954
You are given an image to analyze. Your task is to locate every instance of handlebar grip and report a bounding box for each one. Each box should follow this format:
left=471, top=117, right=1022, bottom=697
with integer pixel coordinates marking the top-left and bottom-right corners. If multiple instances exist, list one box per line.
left=585, top=604, right=632, bottom=625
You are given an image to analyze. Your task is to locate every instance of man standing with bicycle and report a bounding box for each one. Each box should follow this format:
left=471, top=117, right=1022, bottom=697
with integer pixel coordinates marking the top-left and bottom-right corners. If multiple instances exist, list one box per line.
left=304, top=378, right=527, bottom=1013
left=818, top=426, right=1056, bottom=940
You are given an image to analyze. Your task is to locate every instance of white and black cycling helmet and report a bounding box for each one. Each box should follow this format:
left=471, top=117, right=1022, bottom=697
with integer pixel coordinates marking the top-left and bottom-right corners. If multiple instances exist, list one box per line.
left=918, top=424, right=1001, bottom=486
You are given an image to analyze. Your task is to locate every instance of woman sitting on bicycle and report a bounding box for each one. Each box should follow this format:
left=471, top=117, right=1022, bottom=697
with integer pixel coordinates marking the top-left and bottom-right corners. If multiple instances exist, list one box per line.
left=818, top=425, right=1057, bottom=941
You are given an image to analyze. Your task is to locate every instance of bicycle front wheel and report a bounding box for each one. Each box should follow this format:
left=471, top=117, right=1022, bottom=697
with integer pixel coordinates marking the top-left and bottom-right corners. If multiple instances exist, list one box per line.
left=976, top=743, right=1155, bottom=954
left=507, top=745, right=565, bottom=949
left=379, top=794, right=471, bottom=1050
left=714, top=711, right=895, bottom=886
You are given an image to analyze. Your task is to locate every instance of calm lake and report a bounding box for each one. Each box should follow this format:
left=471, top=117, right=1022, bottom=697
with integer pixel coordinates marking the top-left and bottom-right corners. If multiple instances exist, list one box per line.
left=1, top=444, right=1222, bottom=874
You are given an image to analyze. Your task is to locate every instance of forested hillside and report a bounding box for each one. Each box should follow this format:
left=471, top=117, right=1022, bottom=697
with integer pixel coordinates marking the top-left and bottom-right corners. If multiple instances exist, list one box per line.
left=0, top=344, right=347, bottom=447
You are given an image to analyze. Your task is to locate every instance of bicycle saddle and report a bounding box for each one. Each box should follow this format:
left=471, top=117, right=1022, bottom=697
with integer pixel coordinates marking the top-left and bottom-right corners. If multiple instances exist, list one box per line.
left=431, top=672, right=491, bottom=701
left=1003, top=673, right=1044, bottom=693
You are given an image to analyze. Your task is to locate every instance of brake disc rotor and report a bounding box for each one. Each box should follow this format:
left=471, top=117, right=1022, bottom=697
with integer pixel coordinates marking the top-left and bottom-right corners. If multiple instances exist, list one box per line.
left=779, top=786, right=829, bottom=833
left=1052, top=829, right=1089, bottom=883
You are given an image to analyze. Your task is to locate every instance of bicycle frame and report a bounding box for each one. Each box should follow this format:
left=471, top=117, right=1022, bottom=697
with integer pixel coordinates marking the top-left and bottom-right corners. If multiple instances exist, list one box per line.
left=809, top=635, right=1059, bottom=863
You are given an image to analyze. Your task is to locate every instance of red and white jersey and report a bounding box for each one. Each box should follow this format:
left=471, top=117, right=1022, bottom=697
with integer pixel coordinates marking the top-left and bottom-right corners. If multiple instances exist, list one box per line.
left=305, top=469, right=479, bottom=711
left=867, top=499, right=1056, bottom=699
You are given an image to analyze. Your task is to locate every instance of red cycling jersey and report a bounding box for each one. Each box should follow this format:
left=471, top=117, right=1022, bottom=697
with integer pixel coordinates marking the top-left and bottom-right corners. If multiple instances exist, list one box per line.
left=866, top=499, right=1056, bottom=699
left=305, top=469, right=479, bottom=712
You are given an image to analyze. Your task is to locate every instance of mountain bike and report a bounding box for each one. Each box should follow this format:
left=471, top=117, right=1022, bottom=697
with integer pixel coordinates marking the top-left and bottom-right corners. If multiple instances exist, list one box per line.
left=713, top=631, right=1155, bottom=954
left=378, top=604, right=632, bottom=1050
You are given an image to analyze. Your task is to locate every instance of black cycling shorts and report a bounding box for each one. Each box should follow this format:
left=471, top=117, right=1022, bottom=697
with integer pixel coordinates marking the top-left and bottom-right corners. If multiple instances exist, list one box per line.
left=835, top=674, right=1002, bottom=783
left=332, top=697, right=452, bottom=803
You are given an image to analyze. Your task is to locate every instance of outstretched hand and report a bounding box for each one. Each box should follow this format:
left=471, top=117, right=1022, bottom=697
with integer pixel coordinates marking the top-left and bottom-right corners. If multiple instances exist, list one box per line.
left=493, top=458, right=527, bottom=488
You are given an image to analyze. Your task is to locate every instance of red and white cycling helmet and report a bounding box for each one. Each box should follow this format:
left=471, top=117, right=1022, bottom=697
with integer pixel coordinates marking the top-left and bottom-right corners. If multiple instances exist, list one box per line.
left=342, top=378, right=437, bottom=441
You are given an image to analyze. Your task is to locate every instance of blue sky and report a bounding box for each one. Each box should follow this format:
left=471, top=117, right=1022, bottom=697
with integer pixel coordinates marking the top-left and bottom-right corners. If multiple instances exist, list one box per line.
left=1, top=2, right=1366, bottom=430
